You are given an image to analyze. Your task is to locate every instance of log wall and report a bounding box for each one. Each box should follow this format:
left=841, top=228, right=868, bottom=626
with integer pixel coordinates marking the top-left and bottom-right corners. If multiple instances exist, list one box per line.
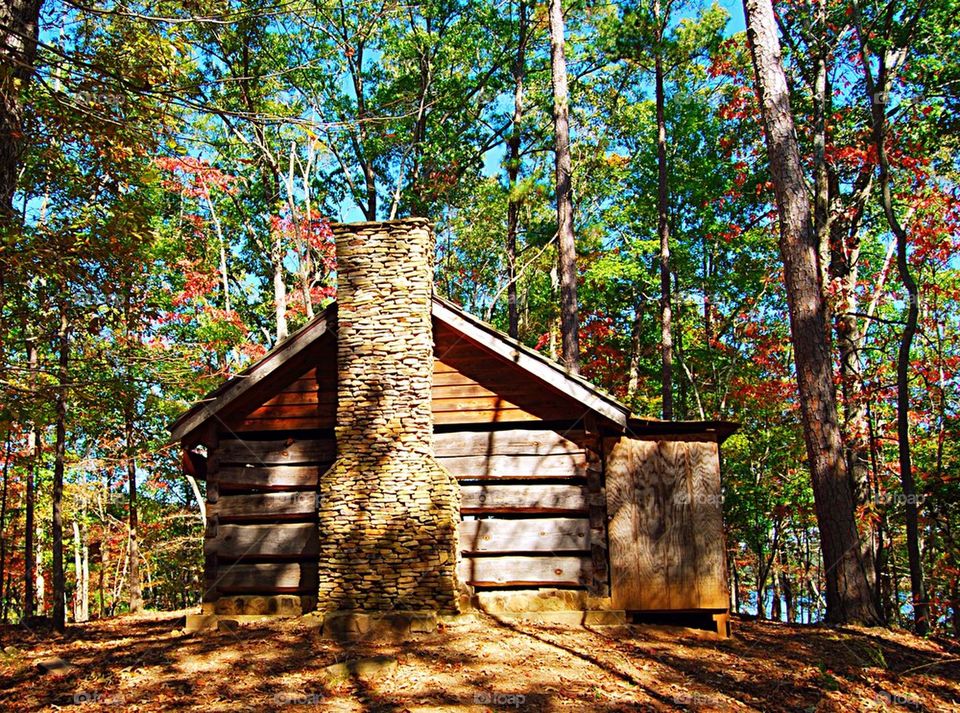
left=202, top=343, right=610, bottom=600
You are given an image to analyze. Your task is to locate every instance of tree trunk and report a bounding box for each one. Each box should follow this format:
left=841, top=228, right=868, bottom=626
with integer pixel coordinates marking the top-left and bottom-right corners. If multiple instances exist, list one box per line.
left=52, top=302, right=68, bottom=633
left=654, top=4, right=673, bottom=419
left=878, top=108, right=927, bottom=636
left=548, top=0, right=580, bottom=373
left=853, top=26, right=928, bottom=634
left=505, top=0, right=528, bottom=339
left=0, top=0, right=44, bottom=218
left=25, top=337, right=38, bottom=618
left=0, top=432, right=10, bottom=624
left=273, top=243, right=288, bottom=342
left=782, top=571, right=795, bottom=623
left=743, top=0, right=879, bottom=625
left=124, top=293, right=143, bottom=615
left=72, top=521, right=86, bottom=623
left=126, top=401, right=142, bottom=615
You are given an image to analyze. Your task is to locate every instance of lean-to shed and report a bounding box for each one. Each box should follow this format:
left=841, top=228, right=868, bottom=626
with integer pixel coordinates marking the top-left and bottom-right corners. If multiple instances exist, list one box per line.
left=170, top=218, right=737, bottom=634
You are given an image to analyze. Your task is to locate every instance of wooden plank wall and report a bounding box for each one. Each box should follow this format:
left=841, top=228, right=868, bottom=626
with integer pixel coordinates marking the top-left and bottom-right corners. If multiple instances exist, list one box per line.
left=438, top=428, right=598, bottom=591
left=204, top=437, right=333, bottom=597
left=604, top=437, right=728, bottom=612
left=205, top=324, right=611, bottom=598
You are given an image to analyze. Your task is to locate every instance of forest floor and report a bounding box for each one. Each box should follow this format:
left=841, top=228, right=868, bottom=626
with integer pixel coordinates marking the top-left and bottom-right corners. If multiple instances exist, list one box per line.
left=0, top=609, right=958, bottom=712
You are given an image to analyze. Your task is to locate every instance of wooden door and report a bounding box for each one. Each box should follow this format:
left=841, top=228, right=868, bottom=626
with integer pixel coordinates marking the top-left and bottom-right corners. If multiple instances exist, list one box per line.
left=604, top=437, right=728, bottom=611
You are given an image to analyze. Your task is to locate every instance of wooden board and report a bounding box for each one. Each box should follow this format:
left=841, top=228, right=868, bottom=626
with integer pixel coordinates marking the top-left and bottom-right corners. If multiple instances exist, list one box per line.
left=205, top=523, right=319, bottom=559
left=459, top=518, right=590, bottom=553
left=689, top=440, right=729, bottom=609
left=458, top=556, right=590, bottom=586
left=439, top=453, right=587, bottom=479
left=214, top=562, right=318, bottom=593
left=218, top=439, right=335, bottom=466
left=434, top=429, right=586, bottom=457
left=460, top=484, right=589, bottom=514
left=217, top=465, right=322, bottom=491
left=604, top=437, right=728, bottom=612
left=212, top=492, right=318, bottom=521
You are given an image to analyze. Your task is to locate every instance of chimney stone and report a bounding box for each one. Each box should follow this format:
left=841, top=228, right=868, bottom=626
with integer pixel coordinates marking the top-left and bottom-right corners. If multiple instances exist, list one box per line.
left=317, top=218, right=460, bottom=612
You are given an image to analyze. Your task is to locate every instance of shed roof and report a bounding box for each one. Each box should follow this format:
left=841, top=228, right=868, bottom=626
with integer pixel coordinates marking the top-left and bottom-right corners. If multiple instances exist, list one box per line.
left=169, top=295, right=736, bottom=444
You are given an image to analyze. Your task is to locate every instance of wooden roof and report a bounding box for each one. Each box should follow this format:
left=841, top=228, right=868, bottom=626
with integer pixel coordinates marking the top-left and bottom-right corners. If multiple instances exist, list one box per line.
left=169, top=296, right=736, bottom=445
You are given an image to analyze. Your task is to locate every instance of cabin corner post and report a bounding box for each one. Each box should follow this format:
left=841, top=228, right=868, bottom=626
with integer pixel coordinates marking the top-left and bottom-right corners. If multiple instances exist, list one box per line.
left=316, top=219, right=460, bottom=613
left=201, top=428, right=220, bottom=614
left=584, top=416, right=609, bottom=597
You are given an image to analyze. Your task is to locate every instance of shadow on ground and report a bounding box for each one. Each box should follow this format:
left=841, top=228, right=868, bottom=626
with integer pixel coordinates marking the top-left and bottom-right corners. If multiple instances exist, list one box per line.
left=1, top=611, right=957, bottom=711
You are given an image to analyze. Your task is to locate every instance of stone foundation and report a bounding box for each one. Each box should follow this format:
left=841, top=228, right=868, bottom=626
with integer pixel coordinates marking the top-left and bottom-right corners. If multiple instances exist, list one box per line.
left=316, top=219, right=460, bottom=613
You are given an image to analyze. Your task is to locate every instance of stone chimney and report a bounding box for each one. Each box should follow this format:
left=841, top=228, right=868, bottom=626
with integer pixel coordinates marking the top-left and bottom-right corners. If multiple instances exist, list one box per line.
left=317, top=218, right=460, bottom=613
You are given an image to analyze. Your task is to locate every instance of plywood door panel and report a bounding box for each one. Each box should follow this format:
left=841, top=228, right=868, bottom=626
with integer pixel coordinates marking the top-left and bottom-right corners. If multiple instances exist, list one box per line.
left=604, top=437, right=728, bottom=612
left=690, top=440, right=729, bottom=609
left=605, top=439, right=667, bottom=610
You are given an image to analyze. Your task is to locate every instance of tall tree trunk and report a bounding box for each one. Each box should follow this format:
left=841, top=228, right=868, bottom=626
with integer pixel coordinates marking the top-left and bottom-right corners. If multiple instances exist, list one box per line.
left=72, top=521, right=84, bottom=623
left=25, top=336, right=38, bottom=618
left=124, top=290, right=143, bottom=615
left=0, top=432, right=10, bottom=624
left=654, top=1, right=673, bottom=419
left=506, top=0, right=528, bottom=340
left=852, top=25, right=929, bottom=635
left=0, top=0, right=44, bottom=218
left=743, top=0, right=879, bottom=625
left=876, top=104, right=927, bottom=637
left=52, top=302, right=68, bottom=633
left=548, top=0, right=580, bottom=373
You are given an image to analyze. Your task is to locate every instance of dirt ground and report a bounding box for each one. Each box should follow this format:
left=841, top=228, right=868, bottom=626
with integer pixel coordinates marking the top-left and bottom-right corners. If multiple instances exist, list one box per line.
left=0, top=610, right=958, bottom=712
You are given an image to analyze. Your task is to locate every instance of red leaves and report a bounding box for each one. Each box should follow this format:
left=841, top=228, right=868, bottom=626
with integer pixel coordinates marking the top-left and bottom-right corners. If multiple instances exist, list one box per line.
left=154, top=156, right=238, bottom=200
left=171, top=259, right=220, bottom=307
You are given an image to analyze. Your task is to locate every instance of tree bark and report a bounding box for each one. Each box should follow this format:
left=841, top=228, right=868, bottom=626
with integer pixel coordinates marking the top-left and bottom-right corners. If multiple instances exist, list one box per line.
left=743, top=0, right=879, bottom=625
left=505, top=0, right=528, bottom=339
left=654, top=0, right=673, bottom=419
left=124, top=292, right=143, bottom=615
left=0, top=432, right=10, bottom=624
left=873, top=91, right=927, bottom=637
left=548, top=0, right=580, bottom=372
left=25, top=335, right=38, bottom=618
left=0, top=0, right=44, bottom=218
left=52, top=302, right=68, bottom=633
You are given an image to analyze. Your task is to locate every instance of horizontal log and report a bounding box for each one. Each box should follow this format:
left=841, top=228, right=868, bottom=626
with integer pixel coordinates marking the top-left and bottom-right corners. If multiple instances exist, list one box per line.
left=218, top=439, right=335, bottom=465
left=460, top=484, right=589, bottom=514
left=431, top=383, right=502, bottom=398
left=205, top=523, right=319, bottom=558
left=260, top=391, right=321, bottom=407
left=212, top=492, right=318, bottom=521
left=217, top=465, right=324, bottom=491
left=440, top=452, right=587, bottom=479
left=434, top=429, right=586, bottom=457
left=458, top=556, right=590, bottom=586
left=432, top=409, right=540, bottom=425
left=246, top=403, right=328, bottom=420
left=459, top=518, right=590, bottom=553
left=231, top=416, right=336, bottom=432
left=215, top=562, right=318, bottom=594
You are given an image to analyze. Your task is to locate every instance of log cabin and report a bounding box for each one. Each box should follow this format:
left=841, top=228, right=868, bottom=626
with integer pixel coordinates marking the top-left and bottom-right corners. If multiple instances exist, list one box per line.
left=170, top=218, right=737, bottom=634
